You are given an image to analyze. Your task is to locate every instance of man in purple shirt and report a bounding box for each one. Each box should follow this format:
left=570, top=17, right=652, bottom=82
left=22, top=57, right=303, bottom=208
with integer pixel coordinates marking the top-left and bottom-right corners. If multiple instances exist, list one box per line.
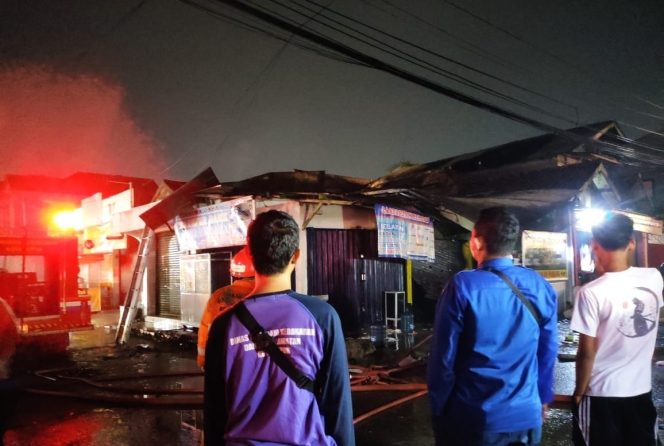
left=204, top=210, right=355, bottom=446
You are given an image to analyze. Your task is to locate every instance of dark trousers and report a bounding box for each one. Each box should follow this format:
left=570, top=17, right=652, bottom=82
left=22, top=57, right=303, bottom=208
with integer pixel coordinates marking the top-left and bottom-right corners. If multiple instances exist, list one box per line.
left=573, top=392, right=657, bottom=446
left=0, top=379, right=18, bottom=446
left=434, top=419, right=542, bottom=446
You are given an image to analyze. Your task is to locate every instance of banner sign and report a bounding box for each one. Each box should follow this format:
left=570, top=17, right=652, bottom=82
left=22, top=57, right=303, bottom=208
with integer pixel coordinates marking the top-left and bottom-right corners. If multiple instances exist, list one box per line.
left=174, top=197, right=254, bottom=251
left=522, top=230, right=568, bottom=280
left=82, top=222, right=127, bottom=254
left=374, top=204, right=435, bottom=262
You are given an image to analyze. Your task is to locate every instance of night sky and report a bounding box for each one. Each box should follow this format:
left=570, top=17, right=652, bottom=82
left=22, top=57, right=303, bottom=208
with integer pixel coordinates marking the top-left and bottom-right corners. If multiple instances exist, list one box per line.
left=1, top=0, right=662, bottom=182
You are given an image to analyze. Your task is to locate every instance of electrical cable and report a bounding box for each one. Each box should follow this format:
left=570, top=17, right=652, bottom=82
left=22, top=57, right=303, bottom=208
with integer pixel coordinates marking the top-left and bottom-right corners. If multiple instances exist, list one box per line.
left=370, top=2, right=664, bottom=144
left=443, top=0, right=579, bottom=73
left=214, top=0, right=664, bottom=164
left=296, top=0, right=578, bottom=113
left=181, top=0, right=664, bottom=165
left=255, top=0, right=576, bottom=123
left=253, top=0, right=664, bottom=155
left=180, top=0, right=363, bottom=65
left=56, top=0, right=148, bottom=69
left=637, top=97, right=664, bottom=111
left=440, top=0, right=664, bottom=140
left=164, top=0, right=365, bottom=176
left=371, top=0, right=536, bottom=76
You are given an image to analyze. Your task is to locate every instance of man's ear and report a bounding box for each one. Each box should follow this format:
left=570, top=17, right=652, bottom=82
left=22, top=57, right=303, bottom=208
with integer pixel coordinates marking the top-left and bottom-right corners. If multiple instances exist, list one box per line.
left=471, top=234, right=483, bottom=252
left=627, top=238, right=635, bottom=252
left=590, top=239, right=599, bottom=252
left=291, top=248, right=301, bottom=264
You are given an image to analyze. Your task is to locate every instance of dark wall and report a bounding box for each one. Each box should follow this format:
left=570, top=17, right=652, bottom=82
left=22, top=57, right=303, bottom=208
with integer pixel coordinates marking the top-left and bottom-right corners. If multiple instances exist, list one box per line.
left=306, top=228, right=403, bottom=335
left=411, top=236, right=466, bottom=323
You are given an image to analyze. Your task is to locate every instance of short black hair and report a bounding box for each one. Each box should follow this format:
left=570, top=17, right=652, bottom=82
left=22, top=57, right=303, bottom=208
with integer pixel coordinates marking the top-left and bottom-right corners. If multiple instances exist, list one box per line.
left=592, top=212, right=633, bottom=251
left=474, top=207, right=520, bottom=256
left=247, top=210, right=300, bottom=276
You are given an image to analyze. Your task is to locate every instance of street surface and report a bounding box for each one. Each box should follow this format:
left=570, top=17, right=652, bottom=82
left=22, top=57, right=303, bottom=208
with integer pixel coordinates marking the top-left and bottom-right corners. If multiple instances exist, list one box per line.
left=4, top=312, right=664, bottom=445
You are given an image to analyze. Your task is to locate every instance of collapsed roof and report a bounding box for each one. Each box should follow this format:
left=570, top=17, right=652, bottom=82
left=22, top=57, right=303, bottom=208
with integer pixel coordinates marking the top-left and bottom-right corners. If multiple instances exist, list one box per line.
left=145, top=121, right=660, bottom=231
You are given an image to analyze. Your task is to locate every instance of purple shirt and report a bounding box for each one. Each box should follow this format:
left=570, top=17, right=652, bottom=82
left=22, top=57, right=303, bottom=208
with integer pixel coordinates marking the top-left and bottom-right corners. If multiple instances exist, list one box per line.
left=204, top=291, right=355, bottom=446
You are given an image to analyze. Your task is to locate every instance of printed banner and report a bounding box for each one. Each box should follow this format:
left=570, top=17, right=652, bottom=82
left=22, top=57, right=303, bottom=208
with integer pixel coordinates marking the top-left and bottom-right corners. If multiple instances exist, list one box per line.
left=374, top=204, right=435, bottom=262
left=174, top=197, right=254, bottom=251
left=522, top=230, right=568, bottom=280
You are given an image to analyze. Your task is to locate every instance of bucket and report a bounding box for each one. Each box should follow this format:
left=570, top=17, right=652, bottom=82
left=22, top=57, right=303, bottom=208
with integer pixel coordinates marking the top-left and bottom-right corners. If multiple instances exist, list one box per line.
left=369, top=324, right=386, bottom=347
left=400, top=312, right=415, bottom=333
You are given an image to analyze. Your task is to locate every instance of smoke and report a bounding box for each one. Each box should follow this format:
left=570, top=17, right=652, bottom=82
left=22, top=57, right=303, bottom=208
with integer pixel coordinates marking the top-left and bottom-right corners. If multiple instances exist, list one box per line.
left=0, top=65, right=167, bottom=179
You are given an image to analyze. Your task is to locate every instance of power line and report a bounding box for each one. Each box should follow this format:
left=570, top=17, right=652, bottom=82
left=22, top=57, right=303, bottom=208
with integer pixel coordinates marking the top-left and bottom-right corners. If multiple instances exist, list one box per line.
left=372, top=0, right=536, bottom=77
left=295, top=0, right=578, bottom=114
left=170, top=0, right=347, bottom=176
left=443, top=0, right=586, bottom=75
left=181, top=0, right=664, bottom=163
left=211, top=0, right=664, bottom=164
left=441, top=0, right=664, bottom=140
left=258, top=0, right=664, bottom=154
left=256, top=0, right=576, bottom=124
left=180, top=0, right=363, bottom=65
left=184, top=0, right=664, bottom=150
left=637, top=97, right=664, bottom=111
left=59, top=0, right=148, bottom=68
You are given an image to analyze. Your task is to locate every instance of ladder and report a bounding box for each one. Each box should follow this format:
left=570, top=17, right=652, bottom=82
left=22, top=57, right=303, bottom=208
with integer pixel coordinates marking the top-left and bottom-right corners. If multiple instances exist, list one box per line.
left=115, top=225, right=154, bottom=345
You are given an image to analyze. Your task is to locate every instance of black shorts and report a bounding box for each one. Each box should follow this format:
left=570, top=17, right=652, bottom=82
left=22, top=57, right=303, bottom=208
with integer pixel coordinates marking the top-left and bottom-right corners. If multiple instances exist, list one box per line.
left=572, top=391, right=657, bottom=446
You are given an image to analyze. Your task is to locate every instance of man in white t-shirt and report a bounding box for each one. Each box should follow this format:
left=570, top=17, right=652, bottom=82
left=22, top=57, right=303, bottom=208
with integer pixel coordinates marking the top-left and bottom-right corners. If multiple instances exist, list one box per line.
left=571, top=212, right=663, bottom=446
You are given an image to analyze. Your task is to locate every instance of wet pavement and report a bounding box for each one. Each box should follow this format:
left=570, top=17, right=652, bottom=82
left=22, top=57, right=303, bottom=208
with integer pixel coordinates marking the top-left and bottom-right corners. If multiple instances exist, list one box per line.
left=3, top=312, right=664, bottom=445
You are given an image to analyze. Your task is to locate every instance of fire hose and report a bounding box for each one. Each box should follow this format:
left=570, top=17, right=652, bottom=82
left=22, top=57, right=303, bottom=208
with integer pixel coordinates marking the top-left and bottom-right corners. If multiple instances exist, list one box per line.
left=27, top=364, right=573, bottom=425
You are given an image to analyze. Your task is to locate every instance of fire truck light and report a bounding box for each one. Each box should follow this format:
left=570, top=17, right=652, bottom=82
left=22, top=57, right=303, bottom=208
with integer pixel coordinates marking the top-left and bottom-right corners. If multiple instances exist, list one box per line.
left=53, top=210, right=83, bottom=231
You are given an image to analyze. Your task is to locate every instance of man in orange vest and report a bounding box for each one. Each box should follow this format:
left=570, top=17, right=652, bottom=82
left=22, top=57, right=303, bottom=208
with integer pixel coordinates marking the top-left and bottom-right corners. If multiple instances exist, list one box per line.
left=197, top=247, right=255, bottom=369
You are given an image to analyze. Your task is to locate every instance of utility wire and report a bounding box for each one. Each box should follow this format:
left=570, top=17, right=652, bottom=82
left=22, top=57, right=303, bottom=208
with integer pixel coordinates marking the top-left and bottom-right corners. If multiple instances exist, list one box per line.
left=59, top=0, right=148, bottom=68
left=180, top=0, right=363, bottom=65
left=163, top=0, right=365, bottom=175
left=169, top=0, right=344, bottom=176
left=372, top=0, right=536, bottom=76
left=258, top=0, right=664, bottom=154
left=443, top=0, right=590, bottom=76
left=257, top=0, right=575, bottom=123
left=441, top=0, right=664, bottom=140
left=213, top=0, right=664, bottom=164
left=182, top=0, right=658, bottom=155
left=637, top=97, right=664, bottom=111
left=295, top=0, right=578, bottom=113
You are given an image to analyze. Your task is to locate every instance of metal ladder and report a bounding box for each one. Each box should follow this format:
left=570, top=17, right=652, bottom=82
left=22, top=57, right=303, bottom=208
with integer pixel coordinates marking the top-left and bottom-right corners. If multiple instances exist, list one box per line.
left=115, top=225, right=154, bottom=345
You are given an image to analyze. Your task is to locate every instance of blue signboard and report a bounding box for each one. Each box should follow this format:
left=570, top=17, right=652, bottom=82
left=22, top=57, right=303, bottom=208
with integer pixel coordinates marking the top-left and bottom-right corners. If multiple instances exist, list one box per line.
left=374, top=204, right=435, bottom=262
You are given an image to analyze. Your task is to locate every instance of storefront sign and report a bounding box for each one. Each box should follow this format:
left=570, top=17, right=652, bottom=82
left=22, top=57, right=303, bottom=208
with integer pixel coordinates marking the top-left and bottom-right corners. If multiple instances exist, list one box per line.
left=374, top=204, right=435, bottom=262
left=522, top=230, right=568, bottom=280
left=82, top=222, right=127, bottom=253
left=174, top=197, right=255, bottom=251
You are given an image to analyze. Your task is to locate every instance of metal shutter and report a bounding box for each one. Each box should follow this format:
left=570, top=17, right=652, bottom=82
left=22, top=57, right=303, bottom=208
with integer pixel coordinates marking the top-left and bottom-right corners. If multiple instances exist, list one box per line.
left=157, top=233, right=181, bottom=318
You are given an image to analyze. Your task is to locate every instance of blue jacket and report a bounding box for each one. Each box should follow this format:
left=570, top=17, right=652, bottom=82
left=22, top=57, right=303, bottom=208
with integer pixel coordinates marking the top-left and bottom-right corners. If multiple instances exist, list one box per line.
left=204, top=291, right=355, bottom=446
left=427, top=258, right=558, bottom=433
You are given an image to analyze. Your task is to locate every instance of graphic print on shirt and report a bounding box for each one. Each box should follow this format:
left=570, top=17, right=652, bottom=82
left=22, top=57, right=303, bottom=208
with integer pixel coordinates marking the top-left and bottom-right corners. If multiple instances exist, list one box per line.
left=229, top=327, right=315, bottom=358
left=617, top=287, right=660, bottom=338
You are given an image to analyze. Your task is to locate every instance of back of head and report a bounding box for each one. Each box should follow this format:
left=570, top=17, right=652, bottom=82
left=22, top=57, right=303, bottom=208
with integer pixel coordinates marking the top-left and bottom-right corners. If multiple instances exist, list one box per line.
left=247, top=210, right=300, bottom=276
left=474, top=207, right=520, bottom=256
left=591, top=212, right=633, bottom=251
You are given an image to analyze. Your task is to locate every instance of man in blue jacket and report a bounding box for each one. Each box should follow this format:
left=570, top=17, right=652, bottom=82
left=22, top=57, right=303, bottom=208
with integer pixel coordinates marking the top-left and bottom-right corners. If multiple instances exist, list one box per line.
left=427, top=207, right=558, bottom=446
left=204, top=210, right=355, bottom=446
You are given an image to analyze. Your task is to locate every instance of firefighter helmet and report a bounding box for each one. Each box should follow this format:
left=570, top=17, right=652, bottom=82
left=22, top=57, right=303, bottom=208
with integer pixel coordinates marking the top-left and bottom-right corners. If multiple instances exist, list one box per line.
left=230, top=247, right=255, bottom=278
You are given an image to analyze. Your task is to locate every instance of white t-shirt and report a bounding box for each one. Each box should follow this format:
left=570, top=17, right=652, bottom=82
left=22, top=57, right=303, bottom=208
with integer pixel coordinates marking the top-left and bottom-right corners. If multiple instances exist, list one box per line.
left=571, top=267, right=664, bottom=397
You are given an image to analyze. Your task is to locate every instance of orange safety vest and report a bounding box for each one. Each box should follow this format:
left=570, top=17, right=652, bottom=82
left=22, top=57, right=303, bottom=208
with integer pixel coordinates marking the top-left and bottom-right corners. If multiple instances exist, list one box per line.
left=197, top=278, right=255, bottom=368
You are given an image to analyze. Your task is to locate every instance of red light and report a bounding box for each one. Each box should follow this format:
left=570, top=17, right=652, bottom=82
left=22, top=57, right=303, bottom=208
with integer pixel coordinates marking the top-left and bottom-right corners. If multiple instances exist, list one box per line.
left=51, top=209, right=82, bottom=231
